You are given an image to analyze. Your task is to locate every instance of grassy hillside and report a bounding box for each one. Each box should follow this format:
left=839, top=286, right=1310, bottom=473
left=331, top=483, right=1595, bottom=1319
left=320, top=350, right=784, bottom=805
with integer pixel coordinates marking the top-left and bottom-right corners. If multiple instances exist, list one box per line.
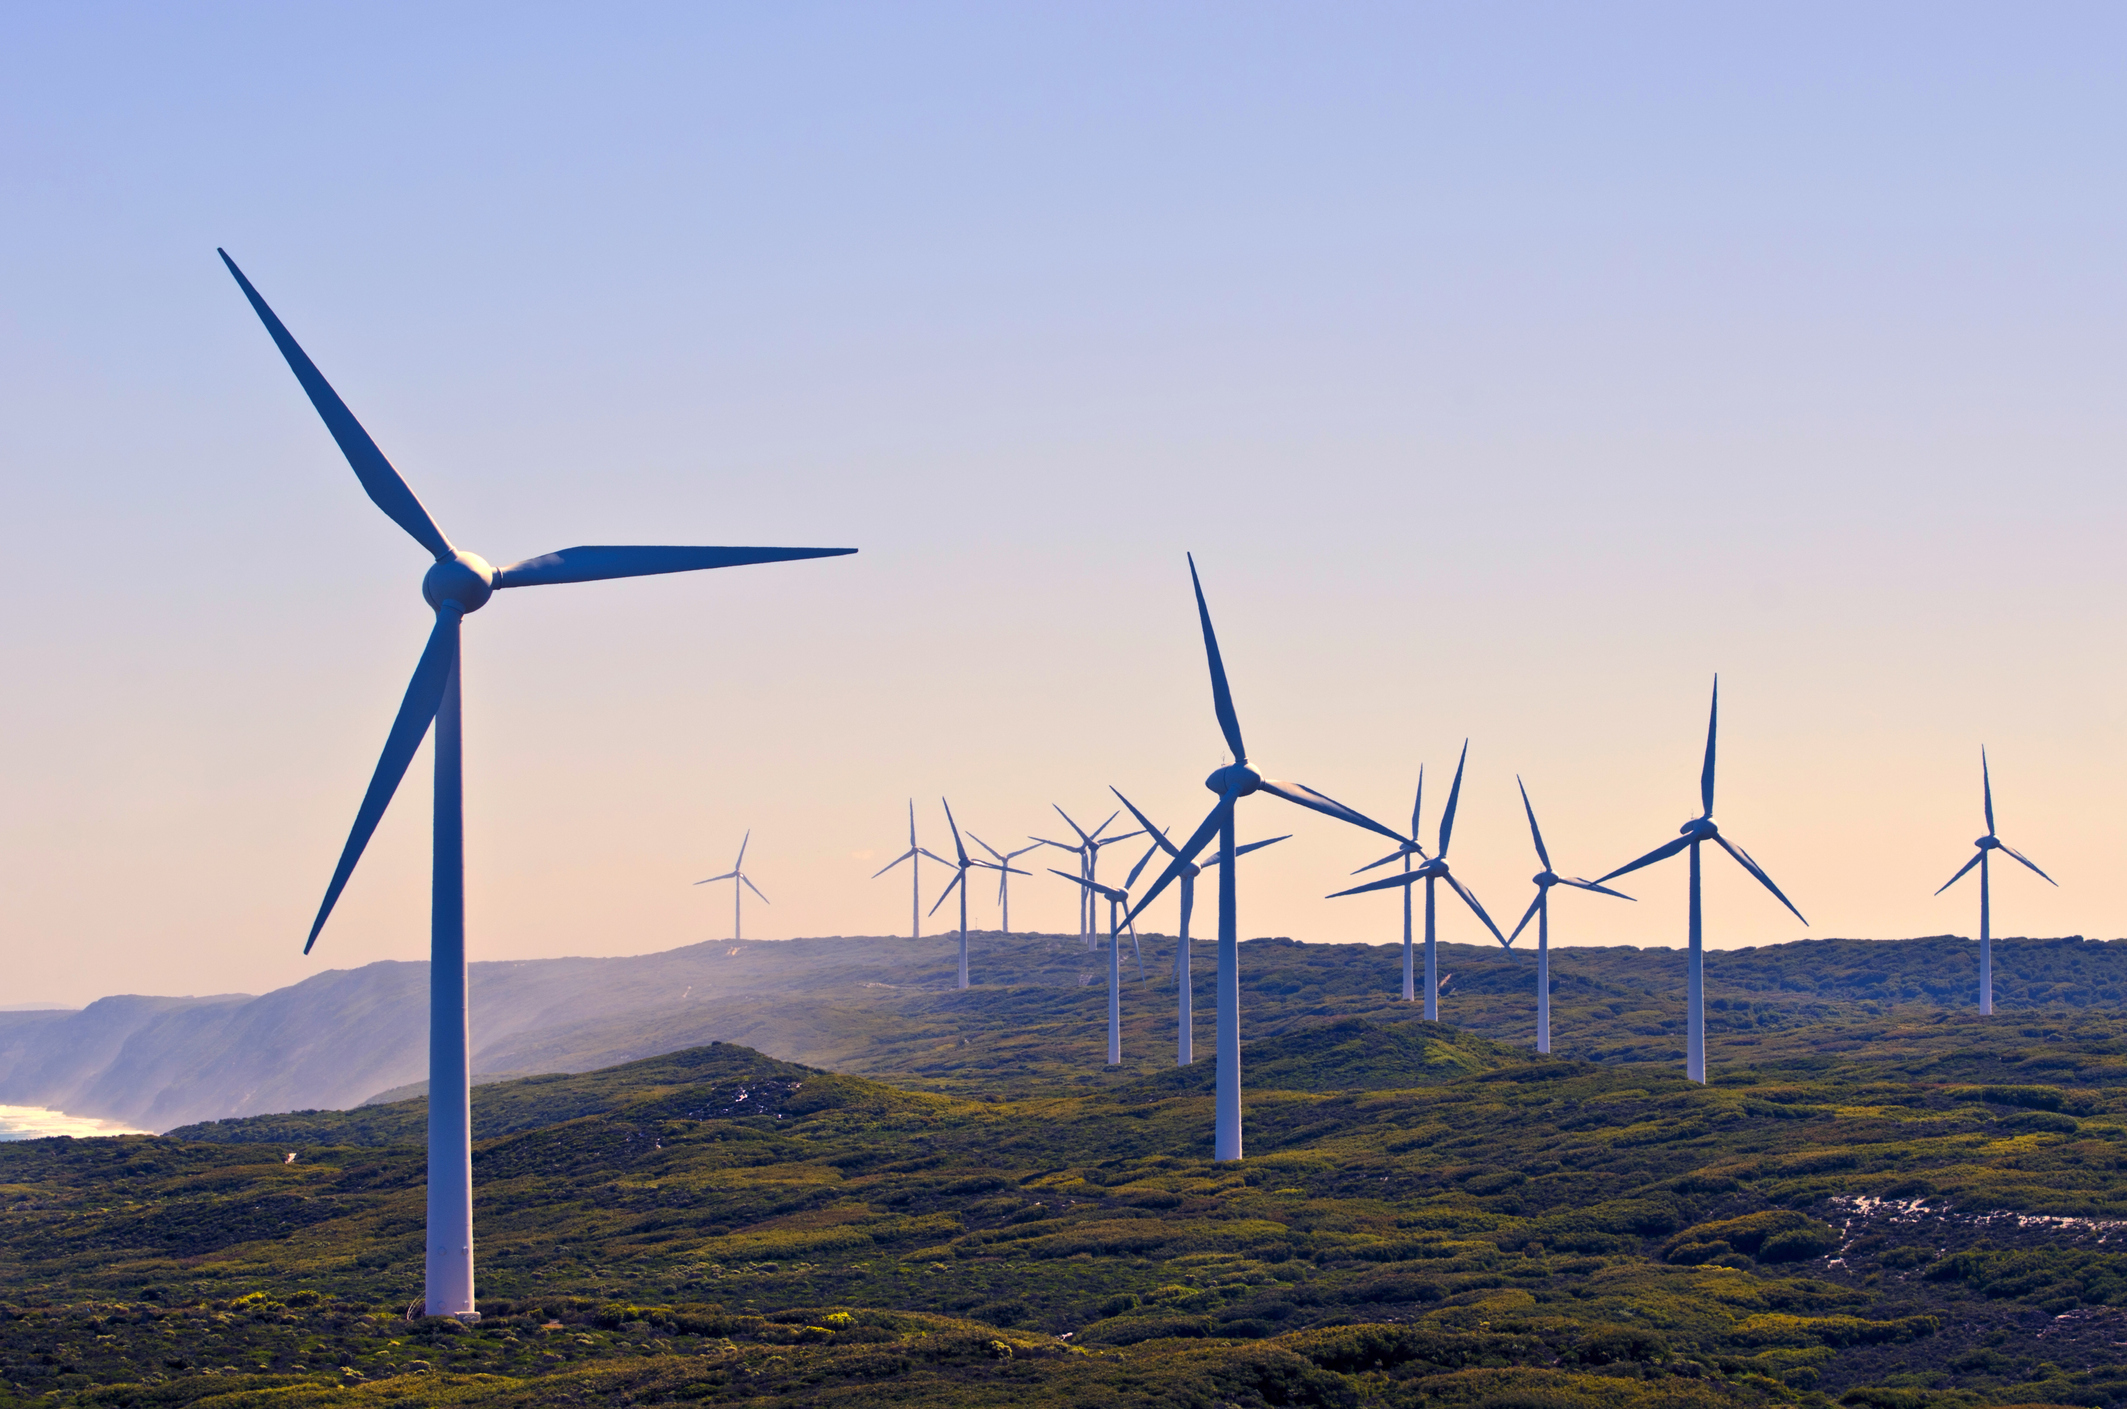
left=5, top=934, right=2127, bottom=1408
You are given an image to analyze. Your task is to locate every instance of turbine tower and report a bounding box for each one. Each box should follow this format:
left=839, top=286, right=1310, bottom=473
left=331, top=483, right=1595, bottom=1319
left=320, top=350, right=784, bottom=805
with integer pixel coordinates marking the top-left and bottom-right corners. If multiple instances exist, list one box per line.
left=1503, top=779, right=1632, bottom=1054
left=1936, top=749, right=2055, bottom=1016
left=1120, top=555, right=1407, bottom=1161
left=1592, top=678, right=1806, bottom=1084
left=1329, top=742, right=1509, bottom=1021
left=927, top=798, right=997, bottom=989
left=1346, top=774, right=1428, bottom=1001
left=1112, top=788, right=1284, bottom=1067
left=1051, top=856, right=1154, bottom=1066
left=694, top=831, right=770, bottom=941
left=220, top=251, right=853, bottom=1320
left=968, top=834, right=1041, bottom=933
left=873, top=800, right=952, bottom=940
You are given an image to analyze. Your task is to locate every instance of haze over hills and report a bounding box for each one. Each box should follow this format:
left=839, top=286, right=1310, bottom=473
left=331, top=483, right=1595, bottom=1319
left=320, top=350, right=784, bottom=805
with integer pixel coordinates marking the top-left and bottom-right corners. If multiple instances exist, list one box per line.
left=2, top=930, right=2124, bottom=1134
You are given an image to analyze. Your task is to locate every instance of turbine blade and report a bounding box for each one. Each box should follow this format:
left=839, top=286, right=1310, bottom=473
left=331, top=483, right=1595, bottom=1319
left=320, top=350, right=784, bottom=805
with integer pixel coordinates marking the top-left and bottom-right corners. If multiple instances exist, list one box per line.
left=1558, top=877, right=1635, bottom=901
left=872, top=848, right=917, bottom=879
left=1256, top=778, right=1407, bottom=844
left=1507, top=889, right=1544, bottom=945
left=1187, top=553, right=1247, bottom=765
left=1126, top=838, right=1164, bottom=888
left=220, top=252, right=452, bottom=560
left=926, top=869, right=965, bottom=917
left=1934, top=850, right=1983, bottom=895
left=1411, top=767, right=1424, bottom=840
left=1593, top=833, right=1692, bottom=885
left=1086, top=810, right=1122, bottom=843
left=1352, top=846, right=1413, bottom=875
left=303, top=610, right=460, bottom=952
left=1233, top=834, right=1291, bottom=858
left=1517, top=775, right=1552, bottom=871
left=1327, top=870, right=1423, bottom=900
left=494, top=544, right=853, bottom=588
left=1701, top=676, right=1719, bottom=816
left=941, top=798, right=969, bottom=867
left=1028, top=836, right=1080, bottom=854
left=1982, top=746, right=1995, bottom=835
left=1112, top=788, right=1180, bottom=859
left=1443, top=871, right=1509, bottom=945
left=1004, top=843, right=1045, bottom=860
left=735, top=830, right=750, bottom=869
left=694, top=870, right=739, bottom=885
left=1438, top=740, right=1469, bottom=857
left=1048, top=868, right=1124, bottom=903
left=918, top=848, right=954, bottom=864
left=907, top=798, right=916, bottom=847
left=742, top=875, right=770, bottom=904
left=1997, top=843, right=2057, bottom=885
left=1122, top=787, right=1236, bottom=928
left=1002, top=865, right=1031, bottom=877
left=1053, top=805, right=1093, bottom=845
left=967, top=831, right=1006, bottom=863
left=1713, top=834, right=1808, bottom=925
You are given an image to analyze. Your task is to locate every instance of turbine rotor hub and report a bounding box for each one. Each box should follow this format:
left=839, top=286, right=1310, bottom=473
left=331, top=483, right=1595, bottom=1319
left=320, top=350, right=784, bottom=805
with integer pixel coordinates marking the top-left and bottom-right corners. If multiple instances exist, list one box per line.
left=1680, top=816, right=1719, bottom=839
left=1977, top=835, right=2000, bottom=850
left=1204, top=763, right=1262, bottom=797
left=1534, top=870, right=1557, bottom=887
left=423, top=551, right=497, bottom=614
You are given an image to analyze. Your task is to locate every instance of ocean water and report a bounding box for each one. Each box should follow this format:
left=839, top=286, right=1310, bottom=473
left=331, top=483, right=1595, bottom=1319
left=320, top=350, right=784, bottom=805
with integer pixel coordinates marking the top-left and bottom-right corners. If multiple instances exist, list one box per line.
left=0, top=1105, right=146, bottom=1140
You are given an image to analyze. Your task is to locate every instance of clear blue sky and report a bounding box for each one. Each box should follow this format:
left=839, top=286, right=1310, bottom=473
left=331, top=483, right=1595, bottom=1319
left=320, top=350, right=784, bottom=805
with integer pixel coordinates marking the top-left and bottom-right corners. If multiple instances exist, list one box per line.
left=3, top=3, right=2123, bottom=1004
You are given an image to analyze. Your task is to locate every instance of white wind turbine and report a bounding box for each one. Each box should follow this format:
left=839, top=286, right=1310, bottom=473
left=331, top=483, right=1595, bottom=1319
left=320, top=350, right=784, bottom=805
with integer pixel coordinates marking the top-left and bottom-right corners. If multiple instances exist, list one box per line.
left=219, top=251, right=852, bottom=1319
left=694, top=831, right=770, bottom=941
left=1329, top=742, right=1511, bottom=1021
left=1936, top=749, right=2055, bottom=1016
left=968, top=834, right=1041, bottom=933
left=1592, top=678, right=1806, bottom=1084
left=1119, top=555, right=1409, bottom=1160
left=1112, top=787, right=1285, bottom=1067
left=1503, top=779, right=1632, bottom=1054
left=873, top=800, right=953, bottom=940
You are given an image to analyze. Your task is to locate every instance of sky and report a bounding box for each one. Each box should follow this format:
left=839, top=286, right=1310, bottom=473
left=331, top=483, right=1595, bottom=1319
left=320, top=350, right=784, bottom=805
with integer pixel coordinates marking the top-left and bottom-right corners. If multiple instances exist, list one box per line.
left=3, top=3, right=2124, bottom=1007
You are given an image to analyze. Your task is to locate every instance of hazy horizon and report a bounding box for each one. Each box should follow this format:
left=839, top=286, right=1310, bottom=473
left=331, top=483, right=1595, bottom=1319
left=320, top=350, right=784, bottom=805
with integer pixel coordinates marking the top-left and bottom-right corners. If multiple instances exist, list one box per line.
left=6, top=4, right=2125, bottom=1006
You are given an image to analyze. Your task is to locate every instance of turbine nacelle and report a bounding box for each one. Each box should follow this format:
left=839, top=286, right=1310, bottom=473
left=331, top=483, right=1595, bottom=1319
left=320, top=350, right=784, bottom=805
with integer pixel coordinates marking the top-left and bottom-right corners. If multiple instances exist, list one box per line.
left=1679, top=815, right=1719, bottom=840
left=1532, top=870, right=1558, bottom=888
left=1205, top=763, right=1262, bottom=797
left=422, top=551, right=497, bottom=614
left=1977, top=835, right=2000, bottom=851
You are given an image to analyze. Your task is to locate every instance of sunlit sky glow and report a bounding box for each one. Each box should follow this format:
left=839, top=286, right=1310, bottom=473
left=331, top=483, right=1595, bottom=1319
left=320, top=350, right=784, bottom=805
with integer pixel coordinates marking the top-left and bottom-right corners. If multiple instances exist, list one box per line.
left=3, top=3, right=2123, bottom=1006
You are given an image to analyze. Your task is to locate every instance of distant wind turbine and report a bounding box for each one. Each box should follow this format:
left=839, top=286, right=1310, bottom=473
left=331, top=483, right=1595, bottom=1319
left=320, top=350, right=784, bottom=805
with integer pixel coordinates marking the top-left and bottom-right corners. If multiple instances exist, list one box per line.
left=1036, top=807, right=1142, bottom=942
left=1591, top=678, right=1806, bottom=1084
left=928, top=799, right=996, bottom=989
left=1120, top=555, right=1409, bottom=1161
left=873, top=800, right=954, bottom=940
left=1936, top=749, right=2055, bottom=1016
left=969, top=835, right=1041, bottom=933
left=1051, top=850, right=1156, bottom=1066
left=1329, top=742, right=1511, bottom=1021
left=694, top=832, right=770, bottom=941
left=219, top=250, right=853, bottom=1319
left=1112, top=787, right=1285, bottom=1067
left=1342, top=773, right=1428, bottom=1001
left=1503, top=779, right=1632, bottom=1054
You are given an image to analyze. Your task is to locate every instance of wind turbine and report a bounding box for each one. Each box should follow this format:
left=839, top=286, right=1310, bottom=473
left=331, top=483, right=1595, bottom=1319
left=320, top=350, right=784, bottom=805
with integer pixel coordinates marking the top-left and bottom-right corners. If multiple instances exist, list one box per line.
left=927, top=799, right=996, bottom=989
left=1591, top=678, right=1806, bottom=1084
left=220, top=250, right=853, bottom=1320
left=1503, top=779, right=1633, bottom=1054
left=1120, top=555, right=1408, bottom=1161
left=1112, top=787, right=1285, bottom=1066
left=968, top=834, right=1041, bottom=933
left=694, top=831, right=770, bottom=941
left=1344, top=773, right=1428, bottom=1002
left=1036, top=808, right=1143, bottom=942
left=1328, top=742, right=1510, bottom=1021
left=873, top=800, right=953, bottom=940
left=1936, top=749, right=2055, bottom=1016
left=1051, top=851, right=1155, bottom=1067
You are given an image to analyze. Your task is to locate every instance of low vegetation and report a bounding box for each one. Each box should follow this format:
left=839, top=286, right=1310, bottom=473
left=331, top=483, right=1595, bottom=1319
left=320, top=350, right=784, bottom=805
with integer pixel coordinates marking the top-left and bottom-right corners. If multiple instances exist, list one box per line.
left=4, top=932, right=2126, bottom=1407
